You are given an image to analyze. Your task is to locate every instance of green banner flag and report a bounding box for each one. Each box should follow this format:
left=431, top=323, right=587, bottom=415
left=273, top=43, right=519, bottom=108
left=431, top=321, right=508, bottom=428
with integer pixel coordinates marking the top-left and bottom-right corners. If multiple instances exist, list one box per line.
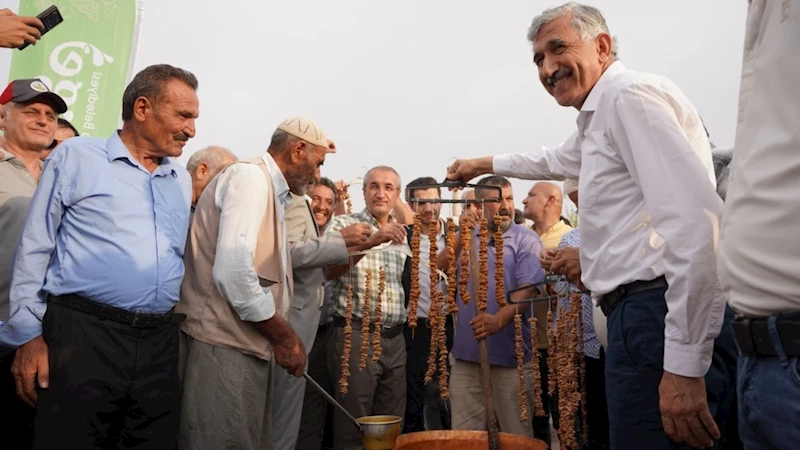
left=8, top=0, right=138, bottom=137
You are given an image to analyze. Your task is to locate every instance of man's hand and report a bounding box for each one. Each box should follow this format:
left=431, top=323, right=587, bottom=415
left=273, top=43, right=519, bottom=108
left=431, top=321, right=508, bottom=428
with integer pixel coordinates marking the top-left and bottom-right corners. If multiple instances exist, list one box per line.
left=550, top=247, right=581, bottom=285
left=339, top=223, right=372, bottom=248
left=539, top=248, right=558, bottom=272
left=11, top=335, right=49, bottom=407
left=659, top=371, right=720, bottom=448
left=273, top=332, right=307, bottom=378
left=445, top=157, right=494, bottom=185
left=368, top=223, right=407, bottom=246
left=391, top=199, right=415, bottom=225
left=470, top=313, right=503, bottom=340
left=0, top=9, right=43, bottom=49
left=334, top=180, right=349, bottom=198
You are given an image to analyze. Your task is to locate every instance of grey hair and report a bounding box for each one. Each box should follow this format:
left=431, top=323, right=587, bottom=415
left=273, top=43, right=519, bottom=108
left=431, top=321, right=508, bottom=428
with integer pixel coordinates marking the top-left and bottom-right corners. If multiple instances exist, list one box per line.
left=186, top=145, right=238, bottom=176
left=364, top=165, right=402, bottom=188
left=527, top=2, right=619, bottom=60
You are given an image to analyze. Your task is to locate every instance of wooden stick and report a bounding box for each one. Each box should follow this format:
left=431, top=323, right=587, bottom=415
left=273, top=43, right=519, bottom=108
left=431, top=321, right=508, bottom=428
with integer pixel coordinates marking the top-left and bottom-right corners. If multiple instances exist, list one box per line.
left=468, top=229, right=500, bottom=450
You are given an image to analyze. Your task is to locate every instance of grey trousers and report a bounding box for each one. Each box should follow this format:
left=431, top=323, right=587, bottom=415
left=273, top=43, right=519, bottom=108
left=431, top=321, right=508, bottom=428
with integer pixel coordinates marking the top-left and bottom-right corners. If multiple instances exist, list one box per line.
left=327, top=323, right=407, bottom=450
left=178, top=333, right=274, bottom=450
left=272, top=303, right=321, bottom=450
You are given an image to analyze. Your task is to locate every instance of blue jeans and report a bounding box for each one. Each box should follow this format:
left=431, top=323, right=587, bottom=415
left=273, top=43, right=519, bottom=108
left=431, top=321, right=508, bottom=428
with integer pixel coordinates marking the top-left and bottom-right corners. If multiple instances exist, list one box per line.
left=605, top=287, right=738, bottom=450
left=737, top=315, right=800, bottom=450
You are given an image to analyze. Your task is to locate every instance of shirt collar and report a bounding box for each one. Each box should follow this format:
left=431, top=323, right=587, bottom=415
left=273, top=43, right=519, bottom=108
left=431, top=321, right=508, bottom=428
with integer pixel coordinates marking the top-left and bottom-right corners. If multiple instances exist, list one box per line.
left=579, top=61, right=626, bottom=113
left=544, top=220, right=569, bottom=236
left=261, top=153, right=292, bottom=207
left=0, top=148, right=43, bottom=168
left=358, top=207, right=395, bottom=227
left=106, top=131, right=177, bottom=177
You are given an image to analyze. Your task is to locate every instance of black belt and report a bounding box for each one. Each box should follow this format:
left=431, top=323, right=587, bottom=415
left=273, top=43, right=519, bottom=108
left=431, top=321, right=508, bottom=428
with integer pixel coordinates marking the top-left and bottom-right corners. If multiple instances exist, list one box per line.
left=49, top=294, right=185, bottom=328
left=731, top=313, right=800, bottom=357
left=599, top=276, right=668, bottom=317
left=332, top=317, right=403, bottom=339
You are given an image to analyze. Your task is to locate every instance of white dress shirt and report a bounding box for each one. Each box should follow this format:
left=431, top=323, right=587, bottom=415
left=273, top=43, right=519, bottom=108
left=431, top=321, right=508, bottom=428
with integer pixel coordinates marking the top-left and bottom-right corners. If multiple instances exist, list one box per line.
left=493, top=61, right=725, bottom=378
left=718, top=0, right=800, bottom=317
left=211, top=155, right=292, bottom=323
left=416, top=218, right=448, bottom=318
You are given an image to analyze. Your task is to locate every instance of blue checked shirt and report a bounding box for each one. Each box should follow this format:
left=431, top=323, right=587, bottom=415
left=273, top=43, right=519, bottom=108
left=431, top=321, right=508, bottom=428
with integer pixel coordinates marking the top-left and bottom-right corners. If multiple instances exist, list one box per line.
left=555, top=228, right=601, bottom=359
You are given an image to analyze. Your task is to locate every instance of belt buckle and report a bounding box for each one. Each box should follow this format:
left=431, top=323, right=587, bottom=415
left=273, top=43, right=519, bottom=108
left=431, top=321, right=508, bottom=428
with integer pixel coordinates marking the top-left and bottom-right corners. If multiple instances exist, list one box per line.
left=131, top=311, right=145, bottom=327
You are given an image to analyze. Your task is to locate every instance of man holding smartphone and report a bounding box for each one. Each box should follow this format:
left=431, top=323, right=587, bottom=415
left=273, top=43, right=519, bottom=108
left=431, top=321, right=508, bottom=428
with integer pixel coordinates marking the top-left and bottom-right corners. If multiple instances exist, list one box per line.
left=0, top=8, right=44, bottom=49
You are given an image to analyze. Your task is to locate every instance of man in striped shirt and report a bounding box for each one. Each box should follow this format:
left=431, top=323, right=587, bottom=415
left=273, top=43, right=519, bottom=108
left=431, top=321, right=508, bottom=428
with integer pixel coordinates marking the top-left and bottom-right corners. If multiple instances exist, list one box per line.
left=325, top=165, right=409, bottom=450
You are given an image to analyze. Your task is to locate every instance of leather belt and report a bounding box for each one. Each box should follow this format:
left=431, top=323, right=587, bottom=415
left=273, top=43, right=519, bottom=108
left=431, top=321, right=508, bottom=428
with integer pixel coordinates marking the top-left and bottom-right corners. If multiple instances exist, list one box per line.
left=332, top=317, right=403, bottom=339
left=49, top=294, right=184, bottom=328
left=731, top=313, right=800, bottom=357
left=599, top=276, right=668, bottom=317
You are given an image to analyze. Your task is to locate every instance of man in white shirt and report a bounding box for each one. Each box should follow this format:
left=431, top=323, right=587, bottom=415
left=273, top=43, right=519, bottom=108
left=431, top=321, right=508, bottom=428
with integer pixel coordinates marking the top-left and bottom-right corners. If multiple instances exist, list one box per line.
left=447, top=3, right=733, bottom=449
left=718, top=1, right=800, bottom=449
left=402, top=176, right=452, bottom=433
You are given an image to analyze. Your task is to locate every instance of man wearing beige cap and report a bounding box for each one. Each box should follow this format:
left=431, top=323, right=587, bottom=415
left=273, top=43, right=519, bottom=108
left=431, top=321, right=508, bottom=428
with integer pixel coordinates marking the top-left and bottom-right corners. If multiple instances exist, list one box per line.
left=177, top=117, right=333, bottom=449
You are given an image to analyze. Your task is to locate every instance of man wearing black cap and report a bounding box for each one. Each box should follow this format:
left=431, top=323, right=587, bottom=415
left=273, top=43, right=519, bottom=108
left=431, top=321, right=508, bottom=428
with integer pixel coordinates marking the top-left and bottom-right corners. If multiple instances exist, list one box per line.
left=0, top=77, right=67, bottom=449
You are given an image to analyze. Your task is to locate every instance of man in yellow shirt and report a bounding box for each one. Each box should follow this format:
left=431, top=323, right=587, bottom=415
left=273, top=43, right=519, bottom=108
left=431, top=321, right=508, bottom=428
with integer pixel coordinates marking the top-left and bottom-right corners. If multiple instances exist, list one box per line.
left=523, top=182, right=573, bottom=249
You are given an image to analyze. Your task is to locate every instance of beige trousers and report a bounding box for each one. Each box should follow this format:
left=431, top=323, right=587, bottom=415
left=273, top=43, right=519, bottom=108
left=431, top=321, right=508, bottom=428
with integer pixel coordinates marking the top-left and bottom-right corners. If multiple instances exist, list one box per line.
left=449, top=357, right=534, bottom=437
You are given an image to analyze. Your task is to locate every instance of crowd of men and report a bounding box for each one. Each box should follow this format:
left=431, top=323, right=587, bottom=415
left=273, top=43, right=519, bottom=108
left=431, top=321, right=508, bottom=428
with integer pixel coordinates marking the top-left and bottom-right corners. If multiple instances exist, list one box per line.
left=0, top=1, right=797, bottom=450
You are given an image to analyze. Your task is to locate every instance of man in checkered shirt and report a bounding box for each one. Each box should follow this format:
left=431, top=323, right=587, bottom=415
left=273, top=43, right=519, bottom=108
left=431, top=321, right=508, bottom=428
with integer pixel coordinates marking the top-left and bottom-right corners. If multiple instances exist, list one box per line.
left=325, top=165, right=409, bottom=450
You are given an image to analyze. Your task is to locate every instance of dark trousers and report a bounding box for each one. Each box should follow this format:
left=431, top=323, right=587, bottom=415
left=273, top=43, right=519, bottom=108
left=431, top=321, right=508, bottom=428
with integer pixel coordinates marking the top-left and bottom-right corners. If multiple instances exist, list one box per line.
left=531, top=349, right=556, bottom=447
left=34, top=300, right=181, bottom=450
left=297, top=323, right=335, bottom=450
left=402, top=316, right=454, bottom=433
left=605, top=287, right=738, bottom=450
left=1, top=347, right=36, bottom=449
left=737, top=313, right=800, bottom=450
left=584, top=351, right=609, bottom=450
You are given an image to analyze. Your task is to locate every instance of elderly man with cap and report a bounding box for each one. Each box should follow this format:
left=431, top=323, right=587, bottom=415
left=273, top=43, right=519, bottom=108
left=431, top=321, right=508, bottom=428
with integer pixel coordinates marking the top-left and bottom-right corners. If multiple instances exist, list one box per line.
left=178, top=117, right=345, bottom=450
left=447, top=3, right=735, bottom=449
left=3, top=64, right=198, bottom=449
left=0, top=77, right=66, bottom=449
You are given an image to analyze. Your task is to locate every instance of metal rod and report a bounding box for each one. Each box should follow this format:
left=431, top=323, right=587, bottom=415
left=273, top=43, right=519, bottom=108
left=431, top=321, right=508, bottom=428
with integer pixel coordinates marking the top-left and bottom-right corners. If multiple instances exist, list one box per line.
left=303, top=372, right=364, bottom=434
left=468, top=227, right=501, bottom=450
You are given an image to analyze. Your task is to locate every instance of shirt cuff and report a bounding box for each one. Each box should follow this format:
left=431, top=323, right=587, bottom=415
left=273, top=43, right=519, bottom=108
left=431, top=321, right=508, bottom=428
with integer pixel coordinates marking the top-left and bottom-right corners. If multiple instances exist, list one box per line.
left=492, top=154, right=515, bottom=177
left=329, top=232, right=350, bottom=264
left=236, top=290, right=277, bottom=323
left=663, top=339, right=714, bottom=378
left=0, top=303, right=46, bottom=348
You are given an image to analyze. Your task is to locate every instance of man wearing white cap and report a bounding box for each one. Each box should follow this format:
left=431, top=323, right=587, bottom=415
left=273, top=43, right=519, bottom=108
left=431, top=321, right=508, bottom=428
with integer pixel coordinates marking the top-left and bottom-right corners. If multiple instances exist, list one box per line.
left=177, top=117, right=332, bottom=449
left=447, top=3, right=735, bottom=449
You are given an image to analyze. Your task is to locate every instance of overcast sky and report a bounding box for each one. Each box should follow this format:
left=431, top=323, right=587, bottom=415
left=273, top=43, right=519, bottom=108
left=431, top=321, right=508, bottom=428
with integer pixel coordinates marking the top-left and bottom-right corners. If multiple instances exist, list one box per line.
left=1, top=0, right=748, bottom=214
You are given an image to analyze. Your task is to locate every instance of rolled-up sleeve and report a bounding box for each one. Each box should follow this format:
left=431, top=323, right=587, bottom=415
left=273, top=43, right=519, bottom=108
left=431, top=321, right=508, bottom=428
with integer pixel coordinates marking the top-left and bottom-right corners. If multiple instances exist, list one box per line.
left=1, top=153, right=68, bottom=347
left=212, top=164, right=276, bottom=322
left=493, top=133, right=582, bottom=181
left=609, top=82, right=725, bottom=377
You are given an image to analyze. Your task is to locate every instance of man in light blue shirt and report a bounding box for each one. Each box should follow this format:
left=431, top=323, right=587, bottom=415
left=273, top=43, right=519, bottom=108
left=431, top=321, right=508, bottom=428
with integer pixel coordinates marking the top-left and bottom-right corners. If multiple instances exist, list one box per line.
left=3, top=64, right=198, bottom=449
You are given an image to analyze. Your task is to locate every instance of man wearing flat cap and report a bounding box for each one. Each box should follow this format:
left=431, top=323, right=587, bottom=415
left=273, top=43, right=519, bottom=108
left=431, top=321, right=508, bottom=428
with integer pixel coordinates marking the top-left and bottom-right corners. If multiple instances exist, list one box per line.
left=0, top=78, right=67, bottom=449
left=178, top=117, right=339, bottom=449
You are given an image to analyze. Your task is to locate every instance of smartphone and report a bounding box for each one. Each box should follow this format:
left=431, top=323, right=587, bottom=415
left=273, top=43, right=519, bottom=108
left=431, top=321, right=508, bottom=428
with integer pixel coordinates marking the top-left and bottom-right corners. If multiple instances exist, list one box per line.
left=18, top=5, right=64, bottom=51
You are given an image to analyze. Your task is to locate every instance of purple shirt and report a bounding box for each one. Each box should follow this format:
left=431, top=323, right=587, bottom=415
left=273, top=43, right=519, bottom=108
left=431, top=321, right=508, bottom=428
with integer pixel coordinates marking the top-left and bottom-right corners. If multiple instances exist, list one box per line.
left=451, top=223, right=545, bottom=368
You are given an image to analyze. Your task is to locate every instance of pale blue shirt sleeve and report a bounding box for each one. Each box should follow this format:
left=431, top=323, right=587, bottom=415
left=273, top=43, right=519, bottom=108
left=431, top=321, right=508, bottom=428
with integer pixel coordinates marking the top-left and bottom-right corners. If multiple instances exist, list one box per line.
left=211, top=164, right=276, bottom=322
left=0, top=151, right=69, bottom=347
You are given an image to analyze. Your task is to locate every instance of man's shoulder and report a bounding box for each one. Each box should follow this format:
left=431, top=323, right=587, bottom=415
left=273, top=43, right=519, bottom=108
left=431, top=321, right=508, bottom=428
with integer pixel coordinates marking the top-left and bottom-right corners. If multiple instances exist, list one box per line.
left=604, top=68, right=685, bottom=106
left=508, top=224, right=543, bottom=249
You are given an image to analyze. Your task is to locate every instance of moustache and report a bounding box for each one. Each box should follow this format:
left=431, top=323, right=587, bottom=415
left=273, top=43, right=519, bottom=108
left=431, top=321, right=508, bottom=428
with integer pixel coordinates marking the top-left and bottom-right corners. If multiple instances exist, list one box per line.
left=174, top=133, right=190, bottom=142
left=546, top=67, right=573, bottom=87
